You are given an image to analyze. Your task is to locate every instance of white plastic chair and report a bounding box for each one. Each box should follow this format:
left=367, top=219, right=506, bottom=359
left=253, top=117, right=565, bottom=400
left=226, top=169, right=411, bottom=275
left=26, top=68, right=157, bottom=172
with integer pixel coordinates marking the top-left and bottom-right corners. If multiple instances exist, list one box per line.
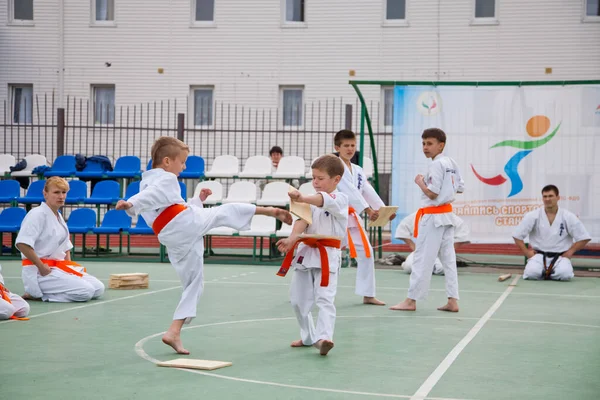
left=304, top=157, right=319, bottom=179
left=0, top=154, right=16, bottom=175
left=238, top=156, right=273, bottom=179
left=272, top=156, right=305, bottom=179
left=11, top=154, right=48, bottom=177
left=362, top=156, right=374, bottom=178
left=207, top=227, right=238, bottom=236
left=188, top=180, right=223, bottom=205
left=298, top=182, right=316, bottom=195
left=221, top=181, right=257, bottom=203
left=239, top=215, right=277, bottom=237
left=204, top=155, right=239, bottom=178
left=257, top=181, right=290, bottom=206
left=276, top=215, right=298, bottom=237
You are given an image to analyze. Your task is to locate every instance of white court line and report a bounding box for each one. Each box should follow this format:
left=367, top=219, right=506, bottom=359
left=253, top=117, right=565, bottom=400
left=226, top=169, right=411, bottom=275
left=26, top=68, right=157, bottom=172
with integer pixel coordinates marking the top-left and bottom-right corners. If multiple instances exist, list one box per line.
left=134, top=317, right=474, bottom=400
left=490, top=318, right=600, bottom=329
left=410, top=275, right=521, bottom=400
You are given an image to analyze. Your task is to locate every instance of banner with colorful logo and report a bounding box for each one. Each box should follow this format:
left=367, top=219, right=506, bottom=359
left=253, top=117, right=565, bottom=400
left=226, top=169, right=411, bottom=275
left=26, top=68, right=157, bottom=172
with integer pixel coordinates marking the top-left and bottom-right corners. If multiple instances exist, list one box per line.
left=391, top=85, right=600, bottom=244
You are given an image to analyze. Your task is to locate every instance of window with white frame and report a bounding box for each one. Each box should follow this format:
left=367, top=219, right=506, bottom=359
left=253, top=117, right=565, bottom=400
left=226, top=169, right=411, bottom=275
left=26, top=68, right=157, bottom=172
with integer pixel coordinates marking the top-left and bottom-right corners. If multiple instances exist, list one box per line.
left=385, top=0, right=406, bottom=21
left=281, top=87, right=303, bottom=127
left=195, top=0, right=214, bottom=22
left=10, top=0, right=34, bottom=23
left=92, top=85, right=115, bottom=125
left=585, top=0, right=600, bottom=18
left=10, top=85, right=33, bottom=124
left=92, top=0, right=115, bottom=23
left=192, top=87, right=214, bottom=126
left=284, top=0, right=305, bottom=23
left=383, top=87, right=394, bottom=128
left=474, top=0, right=496, bottom=19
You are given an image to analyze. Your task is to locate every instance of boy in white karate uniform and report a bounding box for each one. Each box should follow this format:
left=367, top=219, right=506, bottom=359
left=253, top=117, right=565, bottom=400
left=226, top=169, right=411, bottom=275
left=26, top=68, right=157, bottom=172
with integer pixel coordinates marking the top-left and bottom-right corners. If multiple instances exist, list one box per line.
left=390, top=128, right=464, bottom=312
left=513, top=185, right=591, bottom=281
left=116, top=137, right=292, bottom=355
left=395, top=211, right=470, bottom=275
left=276, top=154, right=348, bottom=356
left=0, top=265, right=30, bottom=320
left=334, top=130, right=395, bottom=306
left=16, top=177, right=105, bottom=303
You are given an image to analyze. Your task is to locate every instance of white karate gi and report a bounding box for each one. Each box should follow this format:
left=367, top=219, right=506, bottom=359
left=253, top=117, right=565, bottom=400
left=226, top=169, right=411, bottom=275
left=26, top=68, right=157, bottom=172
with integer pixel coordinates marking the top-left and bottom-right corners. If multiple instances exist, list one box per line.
left=16, top=203, right=105, bottom=302
left=513, top=208, right=591, bottom=281
left=126, top=168, right=256, bottom=323
left=289, top=190, right=348, bottom=345
left=408, top=154, right=464, bottom=301
left=336, top=162, right=384, bottom=298
left=395, top=212, right=470, bottom=275
left=0, top=266, right=30, bottom=320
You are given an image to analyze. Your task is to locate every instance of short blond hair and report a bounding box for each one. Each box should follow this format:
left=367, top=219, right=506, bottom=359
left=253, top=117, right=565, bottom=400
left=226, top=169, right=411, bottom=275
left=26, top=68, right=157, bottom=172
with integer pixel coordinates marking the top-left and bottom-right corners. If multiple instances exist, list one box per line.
left=44, top=176, right=69, bottom=192
left=151, top=136, right=190, bottom=168
left=311, top=154, right=344, bottom=178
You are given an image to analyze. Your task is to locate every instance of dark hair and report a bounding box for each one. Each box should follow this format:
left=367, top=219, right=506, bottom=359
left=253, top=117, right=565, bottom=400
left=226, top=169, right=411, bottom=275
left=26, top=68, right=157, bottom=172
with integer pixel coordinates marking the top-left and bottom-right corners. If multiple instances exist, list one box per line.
left=269, top=146, right=283, bottom=156
left=541, top=185, right=559, bottom=196
left=421, top=128, right=447, bottom=143
left=334, top=129, right=356, bottom=147
left=311, top=154, right=344, bottom=178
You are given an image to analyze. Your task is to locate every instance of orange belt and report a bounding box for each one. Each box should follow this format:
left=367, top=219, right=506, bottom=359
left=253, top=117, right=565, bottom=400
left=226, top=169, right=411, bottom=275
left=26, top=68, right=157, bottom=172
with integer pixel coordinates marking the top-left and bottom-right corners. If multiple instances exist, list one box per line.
left=414, top=204, right=453, bottom=237
left=277, top=238, right=342, bottom=287
left=152, top=204, right=187, bottom=235
left=0, top=283, right=29, bottom=321
left=347, top=206, right=371, bottom=259
left=22, top=259, right=85, bottom=277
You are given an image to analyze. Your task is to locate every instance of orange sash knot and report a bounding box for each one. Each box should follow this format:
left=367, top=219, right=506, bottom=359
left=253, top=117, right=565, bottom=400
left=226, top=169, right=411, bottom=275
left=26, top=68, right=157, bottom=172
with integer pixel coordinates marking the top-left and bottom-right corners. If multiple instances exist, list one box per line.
left=0, top=283, right=30, bottom=321
left=347, top=206, right=371, bottom=259
left=277, top=238, right=342, bottom=287
left=413, top=204, right=453, bottom=237
left=22, top=259, right=86, bottom=277
left=152, top=204, right=187, bottom=235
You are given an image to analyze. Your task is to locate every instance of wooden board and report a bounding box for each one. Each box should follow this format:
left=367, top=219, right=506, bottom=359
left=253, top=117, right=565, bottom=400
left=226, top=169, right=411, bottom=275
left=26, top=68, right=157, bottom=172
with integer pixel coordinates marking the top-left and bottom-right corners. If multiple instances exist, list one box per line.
left=498, top=273, right=512, bottom=282
left=109, top=273, right=149, bottom=290
left=157, top=358, right=232, bottom=371
left=288, top=186, right=312, bottom=224
left=368, top=206, right=399, bottom=228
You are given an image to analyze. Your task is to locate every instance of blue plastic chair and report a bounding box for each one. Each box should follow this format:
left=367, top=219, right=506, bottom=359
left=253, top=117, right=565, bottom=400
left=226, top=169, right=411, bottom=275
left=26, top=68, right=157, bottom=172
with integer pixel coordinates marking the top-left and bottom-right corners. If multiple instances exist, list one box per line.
left=179, top=155, right=205, bottom=179
left=124, top=181, right=140, bottom=200
left=76, top=159, right=108, bottom=179
left=83, top=180, right=121, bottom=204
left=44, top=155, right=76, bottom=177
left=106, top=156, right=142, bottom=179
left=65, top=180, right=88, bottom=204
left=0, top=180, right=20, bottom=204
left=0, top=207, right=27, bottom=232
left=67, top=208, right=96, bottom=233
left=146, top=159, right=153, bottom=171
left=129, top=215, right=154, bottom=235
left=17, top=180, right=46, bottom=204
left=93, top=210, right=131, bottom=234
left=179, top=181, right=186, bottom=199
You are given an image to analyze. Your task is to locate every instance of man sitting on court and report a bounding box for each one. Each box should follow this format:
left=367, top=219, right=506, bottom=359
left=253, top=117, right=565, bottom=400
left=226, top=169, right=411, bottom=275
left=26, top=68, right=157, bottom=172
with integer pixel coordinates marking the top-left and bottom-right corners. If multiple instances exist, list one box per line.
left=512, top=184, right=591, bottom=281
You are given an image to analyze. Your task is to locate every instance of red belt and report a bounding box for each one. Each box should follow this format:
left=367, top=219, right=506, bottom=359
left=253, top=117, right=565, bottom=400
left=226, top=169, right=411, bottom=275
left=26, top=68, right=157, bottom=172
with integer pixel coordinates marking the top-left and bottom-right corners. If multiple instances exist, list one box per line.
left=0, top=282, right=29, bottom=321
left=347, top=206, right=371, bottom=259
left=414, top=204, right=453, bottom=237
left=152, top=204, right=187, bottom=235
left=277, top=238, right=342, bottom=287
left=22, top=259, right=85, bottom=277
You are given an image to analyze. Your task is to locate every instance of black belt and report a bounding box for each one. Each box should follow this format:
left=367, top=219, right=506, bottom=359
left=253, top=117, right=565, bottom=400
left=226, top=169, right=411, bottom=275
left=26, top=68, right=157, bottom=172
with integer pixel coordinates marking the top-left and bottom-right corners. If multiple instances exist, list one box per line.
left=535, top=250, right=564, bottom=280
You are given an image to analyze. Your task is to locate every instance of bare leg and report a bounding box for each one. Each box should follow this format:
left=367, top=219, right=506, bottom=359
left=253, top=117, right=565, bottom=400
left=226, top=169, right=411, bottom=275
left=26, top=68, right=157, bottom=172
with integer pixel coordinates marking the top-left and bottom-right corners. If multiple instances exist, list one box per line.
left=314, top=339, right=335, bottom=356
left=389, top=298, right=416, bottom=311
left=162, top=319, right=190, bottom=355
left=363, top=296, right=385, bottom=306
left=255, top=206, right=293, bottom=225
left=437, top=298, right=459, bottom=312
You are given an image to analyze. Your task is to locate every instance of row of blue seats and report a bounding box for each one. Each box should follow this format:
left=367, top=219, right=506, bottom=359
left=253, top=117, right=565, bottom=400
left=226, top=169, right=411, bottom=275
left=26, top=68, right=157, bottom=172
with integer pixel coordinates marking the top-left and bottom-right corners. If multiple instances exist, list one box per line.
left=0, top=179, right=187, bottom=205
left=0, top=207, right=152, bottom=235
left=38, top=155, right=205, bottom=179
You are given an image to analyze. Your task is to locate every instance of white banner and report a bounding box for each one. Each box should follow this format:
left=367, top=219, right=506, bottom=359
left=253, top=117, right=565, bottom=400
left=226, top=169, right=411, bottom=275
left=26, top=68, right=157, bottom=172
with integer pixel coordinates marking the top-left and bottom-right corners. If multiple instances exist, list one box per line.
left=391, top=85, right=600, bottom=244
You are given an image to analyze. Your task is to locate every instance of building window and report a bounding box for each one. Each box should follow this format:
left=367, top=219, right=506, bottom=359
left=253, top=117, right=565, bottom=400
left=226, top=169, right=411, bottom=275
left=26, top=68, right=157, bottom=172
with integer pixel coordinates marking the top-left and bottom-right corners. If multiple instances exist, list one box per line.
left=192, top=87, right=214, bottom=126
left=195, top=0, right=214, bottom=21
left=383, top=87, right=394, bottom=128
left=585, top=0, right=600, bottom=19
left=92, top=85, right=115, bottom=125
left=94, top=0, right=115, bottom=22
left=474, top=0, right=496, bottom=19
left=385, top=0, right=406, bottom=20
left=281, top=87, right=303, bottom=127
left=285, top=0, right=305, bottom=23
left=10, top=0, right=33, bottom=23
left=10, top=85, right=33, bottom=124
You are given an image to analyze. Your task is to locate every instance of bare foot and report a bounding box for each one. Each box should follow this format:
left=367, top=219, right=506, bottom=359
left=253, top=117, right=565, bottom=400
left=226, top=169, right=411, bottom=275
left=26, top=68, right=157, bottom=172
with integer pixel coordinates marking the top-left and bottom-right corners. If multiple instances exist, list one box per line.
left=22, top=293, right=41, bottom=301
left=290, top=339, right=307, bottom=347
left=315, top=339, right=334, bottom=356
left=273, top=208, right=293, bottom=225
left=389, top=299, right=416, bottom=311
left=162, top=332, right=190, bottom=355
left=437, top=300, right=459, bottom=312
left=363, top=296, right=386, bottom=306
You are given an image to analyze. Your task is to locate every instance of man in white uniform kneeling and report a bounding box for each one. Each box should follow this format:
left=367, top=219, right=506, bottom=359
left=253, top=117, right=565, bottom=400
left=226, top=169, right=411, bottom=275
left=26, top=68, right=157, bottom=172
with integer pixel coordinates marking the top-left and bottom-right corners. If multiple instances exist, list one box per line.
left=16, top=177, right=105, bottom=302
left=513, top=185, right=591, bottom=281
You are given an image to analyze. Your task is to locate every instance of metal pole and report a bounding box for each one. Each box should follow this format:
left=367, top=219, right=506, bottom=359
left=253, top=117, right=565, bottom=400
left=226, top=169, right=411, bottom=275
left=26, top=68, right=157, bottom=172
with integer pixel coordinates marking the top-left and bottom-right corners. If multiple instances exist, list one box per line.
left=177, top=113, right=185, bottom=141
left=57, top=108, right=65, bottom=156
left=344, top=104, right=352, bottom=130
